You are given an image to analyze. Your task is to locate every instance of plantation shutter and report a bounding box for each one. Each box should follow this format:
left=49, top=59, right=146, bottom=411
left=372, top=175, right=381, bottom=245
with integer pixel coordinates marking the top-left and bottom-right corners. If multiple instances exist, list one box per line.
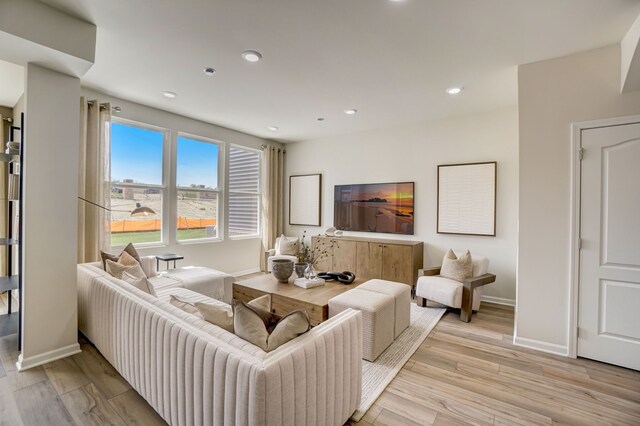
left=229, top=146, right=260, bottom=236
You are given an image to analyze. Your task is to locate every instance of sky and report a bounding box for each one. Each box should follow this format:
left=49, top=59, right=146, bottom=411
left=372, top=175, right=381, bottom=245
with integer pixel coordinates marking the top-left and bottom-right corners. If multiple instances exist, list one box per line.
left=111, top=123, right=218, bottom=189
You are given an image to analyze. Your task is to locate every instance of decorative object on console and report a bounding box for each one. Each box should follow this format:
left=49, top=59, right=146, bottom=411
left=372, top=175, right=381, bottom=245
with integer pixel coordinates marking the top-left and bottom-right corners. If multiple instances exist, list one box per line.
left=334, top=182, right=414, bottom=235
left=272, top=258, right=294, bottom=282
left=289, top=173, right=322, bottom=226
left=437, top=161, right=496, bottom=236
left=324, top=226, right=336, bottom=236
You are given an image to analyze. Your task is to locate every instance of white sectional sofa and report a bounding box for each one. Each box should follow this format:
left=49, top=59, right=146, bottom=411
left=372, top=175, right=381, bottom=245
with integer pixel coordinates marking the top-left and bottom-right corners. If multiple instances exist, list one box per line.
left=77, top=260, right=363, bottom=426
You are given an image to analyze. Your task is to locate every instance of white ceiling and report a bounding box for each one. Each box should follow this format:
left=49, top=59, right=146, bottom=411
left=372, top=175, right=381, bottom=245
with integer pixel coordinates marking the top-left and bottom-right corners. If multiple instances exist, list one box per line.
left=31, top=0, right=640, bottom=142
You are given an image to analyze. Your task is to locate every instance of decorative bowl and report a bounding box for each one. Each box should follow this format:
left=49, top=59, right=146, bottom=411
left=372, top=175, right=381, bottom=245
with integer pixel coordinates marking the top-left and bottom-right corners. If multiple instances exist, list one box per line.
left=272, top=259, right=294, bottom=283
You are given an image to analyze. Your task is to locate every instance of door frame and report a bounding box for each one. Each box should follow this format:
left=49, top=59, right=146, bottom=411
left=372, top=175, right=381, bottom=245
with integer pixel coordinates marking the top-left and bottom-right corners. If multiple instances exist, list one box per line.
left=568, top=114, right=640, bottom=358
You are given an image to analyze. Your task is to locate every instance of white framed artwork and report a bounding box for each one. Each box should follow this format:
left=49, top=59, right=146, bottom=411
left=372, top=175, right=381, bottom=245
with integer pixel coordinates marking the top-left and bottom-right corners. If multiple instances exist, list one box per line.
left=437, top=161, right=496, bottom=236
left=289, top=174, right=322, bottom=226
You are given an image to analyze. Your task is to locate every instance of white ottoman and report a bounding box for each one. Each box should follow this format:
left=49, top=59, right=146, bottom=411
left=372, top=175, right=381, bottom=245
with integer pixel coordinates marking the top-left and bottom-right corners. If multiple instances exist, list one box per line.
left=329, top=288, right=394, bottom=361
left=358, top=279, right=411, bottom=338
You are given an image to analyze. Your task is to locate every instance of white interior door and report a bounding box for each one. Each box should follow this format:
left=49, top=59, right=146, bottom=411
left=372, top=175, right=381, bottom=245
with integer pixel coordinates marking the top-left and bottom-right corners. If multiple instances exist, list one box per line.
left=578, top=121, right=640, bottom=371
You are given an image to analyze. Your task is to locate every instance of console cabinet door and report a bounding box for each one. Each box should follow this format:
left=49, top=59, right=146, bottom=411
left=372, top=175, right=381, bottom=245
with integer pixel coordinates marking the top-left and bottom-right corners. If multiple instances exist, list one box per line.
left=381, top=244, right=412, bottom=284
left=332, top=240, right=357, bottom=272
left=356, top=242, right=382, bottom=280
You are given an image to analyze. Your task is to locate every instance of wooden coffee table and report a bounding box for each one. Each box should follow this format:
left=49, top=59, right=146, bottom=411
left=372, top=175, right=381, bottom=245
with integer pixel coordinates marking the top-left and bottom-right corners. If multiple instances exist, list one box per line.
left=233, top=274, right=362, bottom=325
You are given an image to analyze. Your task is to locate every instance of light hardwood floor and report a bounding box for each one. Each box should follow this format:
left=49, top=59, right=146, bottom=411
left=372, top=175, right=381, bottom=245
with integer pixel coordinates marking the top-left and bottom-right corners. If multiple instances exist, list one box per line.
left=0, top=302, right=638, bottom=425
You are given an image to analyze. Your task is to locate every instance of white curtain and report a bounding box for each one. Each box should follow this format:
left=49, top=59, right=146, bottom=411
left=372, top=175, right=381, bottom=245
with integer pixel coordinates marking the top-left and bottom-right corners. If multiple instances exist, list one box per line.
left=261, top=145, right=285, bottom=270
left=78, top=98, right=111, bottom=263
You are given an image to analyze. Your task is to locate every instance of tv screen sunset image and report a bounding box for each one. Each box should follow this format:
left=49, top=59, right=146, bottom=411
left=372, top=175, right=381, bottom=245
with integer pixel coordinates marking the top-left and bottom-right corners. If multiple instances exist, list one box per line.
left=334, top=182, right=414, bottom=235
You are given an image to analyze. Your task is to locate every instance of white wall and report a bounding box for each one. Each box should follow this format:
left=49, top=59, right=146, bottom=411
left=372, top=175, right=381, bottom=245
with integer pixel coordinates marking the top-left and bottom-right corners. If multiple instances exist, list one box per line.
left=82, top=88, right=276, bottom=275
left=285, top=107, right=519, bottom=303
left=517, top=45, right=640, bottom=354
left=18, top=64, right=81, bottom=369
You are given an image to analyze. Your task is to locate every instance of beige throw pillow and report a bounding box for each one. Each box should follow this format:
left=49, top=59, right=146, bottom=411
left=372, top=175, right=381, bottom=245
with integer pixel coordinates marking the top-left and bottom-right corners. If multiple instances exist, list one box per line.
left=170, top=295, right=201, bottom=316
left=121, top=271, right=153, bottom=295
left=178, top=294, right=272, bottom=334
left=100, top=243, right=142, bottom=270
left=275, top=235, right=299, bottom=256
left=440, top=249, right=473, bottom=282
left=233, top=301, right=310, bottom=352
left=105, top=259, right=146, bottom=280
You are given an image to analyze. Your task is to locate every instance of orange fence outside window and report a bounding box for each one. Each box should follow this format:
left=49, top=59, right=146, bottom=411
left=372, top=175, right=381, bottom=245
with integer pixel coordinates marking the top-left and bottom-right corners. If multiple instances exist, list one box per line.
left=111, top=217, right=217, bottom=233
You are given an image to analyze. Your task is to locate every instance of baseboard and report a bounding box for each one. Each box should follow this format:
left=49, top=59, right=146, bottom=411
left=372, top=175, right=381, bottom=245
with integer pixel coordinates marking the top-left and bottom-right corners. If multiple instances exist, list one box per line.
left=16, top=342, right=82, bottom=371
left=232, top=267, right=261, bottom=277
left=481, top=295, right=515, bottom=306
left=513, top=336, right=569, bottom=357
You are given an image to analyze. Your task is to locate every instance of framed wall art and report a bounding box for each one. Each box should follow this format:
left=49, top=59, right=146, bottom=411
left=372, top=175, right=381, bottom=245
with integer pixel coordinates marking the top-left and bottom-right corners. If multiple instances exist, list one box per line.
left=289, top=173, right=322, bottom=226
left=437, top=161, right=496, bottom=236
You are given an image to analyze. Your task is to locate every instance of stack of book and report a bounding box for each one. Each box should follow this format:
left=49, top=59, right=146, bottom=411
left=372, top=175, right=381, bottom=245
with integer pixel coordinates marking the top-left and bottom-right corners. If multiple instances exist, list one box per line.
left=293, top=277, right=325, bottom=289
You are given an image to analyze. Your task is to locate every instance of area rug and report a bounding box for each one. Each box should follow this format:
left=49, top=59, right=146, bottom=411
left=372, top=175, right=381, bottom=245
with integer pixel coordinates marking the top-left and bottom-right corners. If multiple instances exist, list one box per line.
left=351, top=304, right=446, bottom=421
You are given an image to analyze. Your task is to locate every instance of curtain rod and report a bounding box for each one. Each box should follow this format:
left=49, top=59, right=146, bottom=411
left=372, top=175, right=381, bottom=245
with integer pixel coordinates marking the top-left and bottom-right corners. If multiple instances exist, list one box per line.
left=261, top=144, right=286, bottom=153
left=87, top=100, right=121, bottom=113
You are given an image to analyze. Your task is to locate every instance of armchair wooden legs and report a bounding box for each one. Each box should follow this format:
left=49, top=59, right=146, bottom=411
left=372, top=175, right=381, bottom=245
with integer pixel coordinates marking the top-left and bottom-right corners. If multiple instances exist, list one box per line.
left=461, top=273, right=497, bottom=322
left=417, top=297, right=427, bottom=307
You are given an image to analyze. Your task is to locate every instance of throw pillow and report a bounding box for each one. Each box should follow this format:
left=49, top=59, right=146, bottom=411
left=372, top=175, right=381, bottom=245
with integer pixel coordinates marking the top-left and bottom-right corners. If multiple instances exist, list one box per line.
left=275, top=235, right=299, bottom=256
left=169, top=294, right=201, bottom=316
left=187, top=294, right=272, bottom=334
left=233, top=301, right=310, bottom=352
left=440, top=249, right=473, bottom=282
left=105, top=259, right=146, bottom=280
left=100, top=242, right=142, bottom=270
left=121, top=271, right=153, bottom=295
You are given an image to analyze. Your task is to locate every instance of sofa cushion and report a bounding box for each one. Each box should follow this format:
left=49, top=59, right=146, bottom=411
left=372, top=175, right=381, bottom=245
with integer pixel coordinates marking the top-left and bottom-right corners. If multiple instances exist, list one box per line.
left=233, top=301, right=310, bottom=351
left=440, top=249, right=473, bottom=282
left=169, top=294, right=201, bottom=315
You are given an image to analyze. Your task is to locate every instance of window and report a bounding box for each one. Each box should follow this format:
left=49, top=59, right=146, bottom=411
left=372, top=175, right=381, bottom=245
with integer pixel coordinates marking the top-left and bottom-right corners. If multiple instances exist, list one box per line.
left=176, top=135, right=220, bottom=240
left=109, top=121, right=165, bottom=247
left=228, top=145, right=261, bottom=237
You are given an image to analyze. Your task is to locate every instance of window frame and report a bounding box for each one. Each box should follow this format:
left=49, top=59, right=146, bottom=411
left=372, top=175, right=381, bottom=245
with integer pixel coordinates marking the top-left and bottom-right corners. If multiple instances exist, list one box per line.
left=227, top=143, right=262, bottom=240
left=174, top=132, right=224, bottom=244
left=108, top=118, right=168, bottom=250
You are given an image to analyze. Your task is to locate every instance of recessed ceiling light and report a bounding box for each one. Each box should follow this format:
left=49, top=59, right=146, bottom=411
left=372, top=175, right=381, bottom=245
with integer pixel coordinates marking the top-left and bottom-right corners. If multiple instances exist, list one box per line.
left=344, top=109, right=358, bottom=115
left=162, top=91, right=177, bottom=98
left=203, top=67, right=216, bottom=76
left=317, top=117, right=325, bottom=121
left=267, top=126, right=279, bottom=131
left=446, top=87, right=463, bottom=95
left=242, top=50, right=262, bottom=62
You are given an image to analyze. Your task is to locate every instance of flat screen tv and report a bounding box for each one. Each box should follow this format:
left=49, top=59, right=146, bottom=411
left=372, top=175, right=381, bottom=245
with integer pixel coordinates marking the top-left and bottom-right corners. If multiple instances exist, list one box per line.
left=334, top=182, right=414, bottom=235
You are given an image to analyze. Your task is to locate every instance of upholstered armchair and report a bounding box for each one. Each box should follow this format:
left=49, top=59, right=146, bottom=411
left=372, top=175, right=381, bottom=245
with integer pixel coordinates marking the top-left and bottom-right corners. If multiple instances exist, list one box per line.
left=264, top=235, right=300, bottom=272
left=415, top=251, right=496, bottom=322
